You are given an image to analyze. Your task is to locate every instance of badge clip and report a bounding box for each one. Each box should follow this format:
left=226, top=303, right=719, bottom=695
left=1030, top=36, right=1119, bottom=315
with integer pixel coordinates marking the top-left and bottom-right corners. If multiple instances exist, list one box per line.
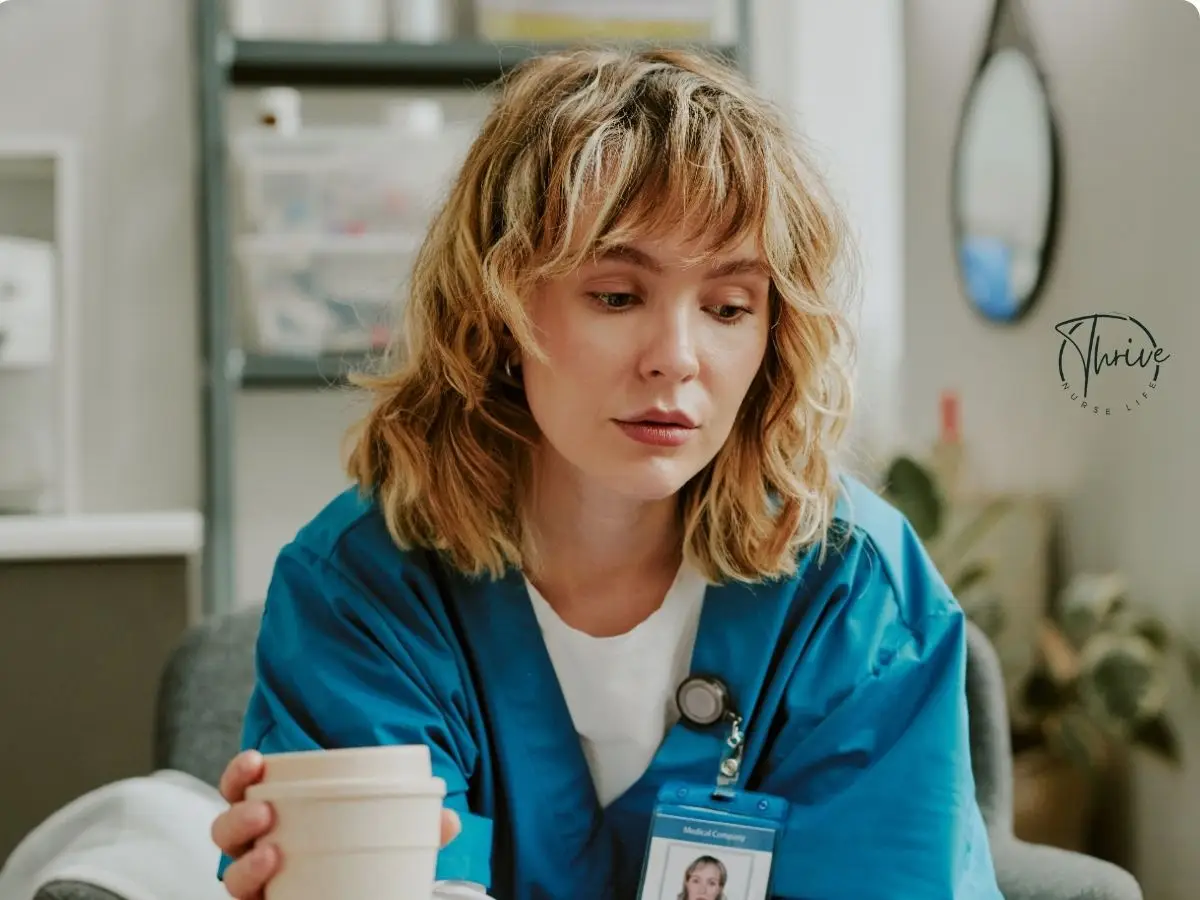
left=713, top=712, right=745, bottom=800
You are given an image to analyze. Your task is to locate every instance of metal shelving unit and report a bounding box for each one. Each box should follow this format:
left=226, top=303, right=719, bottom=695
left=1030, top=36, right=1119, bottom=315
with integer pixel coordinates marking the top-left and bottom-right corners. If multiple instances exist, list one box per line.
left=238, top=351, right=373, bottom=389
left=195, top=1, right=752, bottom=616
left=228, top=38, right=741, bottom=87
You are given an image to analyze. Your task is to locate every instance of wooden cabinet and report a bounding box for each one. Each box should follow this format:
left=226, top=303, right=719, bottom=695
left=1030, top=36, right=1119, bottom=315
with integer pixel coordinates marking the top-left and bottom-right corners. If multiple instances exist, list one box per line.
left=0, top=513, right=200, bottom=863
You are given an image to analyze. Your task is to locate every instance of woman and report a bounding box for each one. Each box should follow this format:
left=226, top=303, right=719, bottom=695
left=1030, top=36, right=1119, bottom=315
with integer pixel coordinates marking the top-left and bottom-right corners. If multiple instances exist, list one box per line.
left=211, top=47, right=1002, bottom=900
left=679, top=856, right=727, bottom=900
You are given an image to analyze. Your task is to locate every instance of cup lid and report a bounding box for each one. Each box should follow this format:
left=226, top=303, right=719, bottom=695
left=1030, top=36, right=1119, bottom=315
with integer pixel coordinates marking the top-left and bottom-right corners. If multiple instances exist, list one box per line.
left=247, top=774, right=447, bottom=802
left=260, top=745, right=433, bottom=785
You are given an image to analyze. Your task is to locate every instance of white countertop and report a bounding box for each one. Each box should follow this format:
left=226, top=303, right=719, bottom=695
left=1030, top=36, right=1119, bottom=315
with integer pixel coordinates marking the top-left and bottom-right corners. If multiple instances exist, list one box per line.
left=0, top=511, right=204, bottom=561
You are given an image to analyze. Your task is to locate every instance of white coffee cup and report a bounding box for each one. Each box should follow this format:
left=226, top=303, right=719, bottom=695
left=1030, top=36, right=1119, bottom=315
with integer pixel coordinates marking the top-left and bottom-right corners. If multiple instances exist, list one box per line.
left=247, top=745, right=447, bottom=900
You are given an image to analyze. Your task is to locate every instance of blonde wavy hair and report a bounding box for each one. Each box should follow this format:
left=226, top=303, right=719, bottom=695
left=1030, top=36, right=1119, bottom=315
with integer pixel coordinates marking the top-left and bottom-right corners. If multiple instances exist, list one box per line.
left=345, top=46, right=859, bottom=584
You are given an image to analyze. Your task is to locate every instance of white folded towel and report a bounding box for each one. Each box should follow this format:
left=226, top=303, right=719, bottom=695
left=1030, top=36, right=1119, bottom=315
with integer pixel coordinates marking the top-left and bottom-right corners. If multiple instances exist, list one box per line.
left=0, top=769, right=228, bottom=900
left=0, top=769, right=493, bottom=900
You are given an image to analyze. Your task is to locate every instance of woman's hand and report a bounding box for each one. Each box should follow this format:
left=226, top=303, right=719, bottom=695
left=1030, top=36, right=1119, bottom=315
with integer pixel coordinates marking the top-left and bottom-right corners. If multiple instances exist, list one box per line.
left=211, top=749, right=463, bottom=899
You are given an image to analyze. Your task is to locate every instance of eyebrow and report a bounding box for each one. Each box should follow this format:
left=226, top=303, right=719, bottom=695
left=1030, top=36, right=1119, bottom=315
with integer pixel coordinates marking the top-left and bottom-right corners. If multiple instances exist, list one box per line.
left=597, top=244, right=770, bottom=280
left=597, top=244, right=664, bottom=274
left=707, top=258, right=772, bottom=280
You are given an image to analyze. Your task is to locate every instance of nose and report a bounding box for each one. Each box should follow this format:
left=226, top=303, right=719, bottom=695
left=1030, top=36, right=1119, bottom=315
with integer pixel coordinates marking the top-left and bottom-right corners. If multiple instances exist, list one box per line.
left=639, top=304, right=699, bottom=382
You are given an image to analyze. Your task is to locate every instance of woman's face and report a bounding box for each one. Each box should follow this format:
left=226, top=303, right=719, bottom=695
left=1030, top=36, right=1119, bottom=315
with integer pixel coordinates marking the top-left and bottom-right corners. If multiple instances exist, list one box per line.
left=522, top=228, right=772, bottom=502
left=685, top=862, right=725, bottom=900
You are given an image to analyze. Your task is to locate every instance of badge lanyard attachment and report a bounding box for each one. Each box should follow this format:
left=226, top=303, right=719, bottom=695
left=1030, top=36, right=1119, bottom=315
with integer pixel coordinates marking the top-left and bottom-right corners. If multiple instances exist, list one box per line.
left=675, top=674, right=747, bottom=800
left=713, top=711, right=746, bottom=799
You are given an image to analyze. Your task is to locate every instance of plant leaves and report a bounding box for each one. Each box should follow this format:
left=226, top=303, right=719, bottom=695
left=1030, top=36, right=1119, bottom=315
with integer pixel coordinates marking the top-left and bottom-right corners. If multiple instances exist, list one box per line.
left=1058, top=604, right=1099, bottom=649
left=1183, top=643, right=1200, bottom=690
left=1054, top=710, right=1110, bottom=774
left=939, top=497, right=1013, bottom=563
left=1132, top=617, right=1169, bottom=651
left=962, top=592, right=1005, bottom=642
left=1038, top=621, right=1081, bottom=684
left=881, top=455, right=942, bottom=540
left=1060, top=573, right=1128, bottom=626
left=1078, top=634, right=1169, bottom=727
left=1131, top=714, right=1182, bottom=766
left=1022, top=670, right=1065, bottom=714
left=951, top=560, right=990, bottom=596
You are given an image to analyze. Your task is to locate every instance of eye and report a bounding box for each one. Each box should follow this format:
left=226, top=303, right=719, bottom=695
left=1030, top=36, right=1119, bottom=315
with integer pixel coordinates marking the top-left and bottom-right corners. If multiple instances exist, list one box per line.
left=589, top=291, right=639, bottom=310
left=710, top=303, right=750, bottom=323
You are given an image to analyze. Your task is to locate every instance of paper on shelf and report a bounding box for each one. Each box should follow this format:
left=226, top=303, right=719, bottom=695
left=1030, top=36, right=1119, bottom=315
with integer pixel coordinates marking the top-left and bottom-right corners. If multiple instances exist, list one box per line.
left=0, top=234, right=55, bottom=369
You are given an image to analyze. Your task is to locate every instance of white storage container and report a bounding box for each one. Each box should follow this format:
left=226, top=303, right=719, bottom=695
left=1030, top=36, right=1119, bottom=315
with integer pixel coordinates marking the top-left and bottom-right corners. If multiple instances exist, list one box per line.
left=236, top=235, right=419, bottom=357
left=0, top=234, right=57, bottom=513
left=390, top=0, right=454, bottom=41
left=233, top=122, right=474, bottom=237
left=231, top=0, right=388, bottom=41
left=0, top=235, right=55, bottom=369
left=316, top=0, right=390, bottom=40
left=0, top=372, right=57, bottom=514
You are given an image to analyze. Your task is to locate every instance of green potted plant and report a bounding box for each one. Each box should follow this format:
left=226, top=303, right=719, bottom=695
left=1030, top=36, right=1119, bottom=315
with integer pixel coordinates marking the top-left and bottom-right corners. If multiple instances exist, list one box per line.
left=1016, top=571, right=1200, bottom=768
left=879, top=453, right=1200, bottom=850
left=1007, top=571, right=1200, bottom=849
left=878, top=453, right=1012, bottom=639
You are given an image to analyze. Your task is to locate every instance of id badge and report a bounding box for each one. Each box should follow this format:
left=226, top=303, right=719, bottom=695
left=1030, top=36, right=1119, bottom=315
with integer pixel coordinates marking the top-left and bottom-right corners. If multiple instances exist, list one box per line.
left=636, top=781, right=790, bottom=900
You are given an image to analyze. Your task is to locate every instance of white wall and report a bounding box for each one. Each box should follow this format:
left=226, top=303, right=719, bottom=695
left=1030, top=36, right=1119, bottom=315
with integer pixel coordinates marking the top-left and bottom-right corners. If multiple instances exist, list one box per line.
left=751, top=0, right=905, bottom=474
left=906, top=0, right=1200, bottom=895
left=792, top=0, right=905, bottom=471
left=0, top=0, right=201, bottom=515
left=233, top=389, right=363, bottom=602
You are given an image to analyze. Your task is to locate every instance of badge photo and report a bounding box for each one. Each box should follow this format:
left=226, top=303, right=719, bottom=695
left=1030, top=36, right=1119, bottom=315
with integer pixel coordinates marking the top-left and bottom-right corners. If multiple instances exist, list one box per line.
left=636, top=783, right=788, bottom=900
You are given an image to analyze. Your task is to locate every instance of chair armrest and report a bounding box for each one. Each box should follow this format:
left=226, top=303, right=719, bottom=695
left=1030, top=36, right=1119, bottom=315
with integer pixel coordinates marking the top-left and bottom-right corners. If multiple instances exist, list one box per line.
left=990, top=835, right=1142, bottom=900
left=35, top=881, right=130, bottom=900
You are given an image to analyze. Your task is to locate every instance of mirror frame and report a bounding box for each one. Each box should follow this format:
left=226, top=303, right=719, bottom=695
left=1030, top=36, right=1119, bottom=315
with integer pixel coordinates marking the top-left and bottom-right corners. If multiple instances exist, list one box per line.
left=950, top=0, right=1063, bottom=326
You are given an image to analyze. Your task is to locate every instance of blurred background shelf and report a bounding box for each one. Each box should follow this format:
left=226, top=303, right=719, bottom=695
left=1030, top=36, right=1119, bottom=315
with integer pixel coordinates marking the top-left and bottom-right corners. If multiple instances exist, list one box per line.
left=228, top=38, right=741, bottom=87
left=198, top=0, right=753, bottom=617
left=239, top=351, right=377, bottom=388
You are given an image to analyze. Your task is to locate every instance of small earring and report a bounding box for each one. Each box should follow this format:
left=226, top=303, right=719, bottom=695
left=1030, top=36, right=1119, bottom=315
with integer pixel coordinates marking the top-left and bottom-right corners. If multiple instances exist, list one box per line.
left=504, top=351, right=520, bottom=379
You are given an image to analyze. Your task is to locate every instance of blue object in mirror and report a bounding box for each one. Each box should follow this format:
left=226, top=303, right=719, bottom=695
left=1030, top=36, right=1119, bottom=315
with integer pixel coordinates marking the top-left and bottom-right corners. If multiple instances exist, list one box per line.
left=952, top=0, right=1061, bottom=324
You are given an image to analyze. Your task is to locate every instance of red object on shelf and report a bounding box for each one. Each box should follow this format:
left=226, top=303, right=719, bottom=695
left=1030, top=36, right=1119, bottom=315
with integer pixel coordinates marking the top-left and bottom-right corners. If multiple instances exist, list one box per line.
left=940, top=390, right=960, bottom=444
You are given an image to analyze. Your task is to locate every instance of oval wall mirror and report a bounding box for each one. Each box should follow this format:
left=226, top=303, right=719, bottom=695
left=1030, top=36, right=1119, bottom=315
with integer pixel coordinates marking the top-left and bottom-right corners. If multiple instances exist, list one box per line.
left=952, top=0, right=1061, bottom=324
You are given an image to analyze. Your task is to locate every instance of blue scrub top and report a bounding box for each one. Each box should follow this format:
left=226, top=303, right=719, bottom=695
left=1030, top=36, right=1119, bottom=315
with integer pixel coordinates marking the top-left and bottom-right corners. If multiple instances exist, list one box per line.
left=225, top=475, right=1002, bottom=899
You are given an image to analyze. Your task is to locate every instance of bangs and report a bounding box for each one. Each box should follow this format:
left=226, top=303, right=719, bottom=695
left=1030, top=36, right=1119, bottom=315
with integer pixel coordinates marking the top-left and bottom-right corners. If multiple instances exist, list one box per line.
left=533, top=79, right=779, bottom=273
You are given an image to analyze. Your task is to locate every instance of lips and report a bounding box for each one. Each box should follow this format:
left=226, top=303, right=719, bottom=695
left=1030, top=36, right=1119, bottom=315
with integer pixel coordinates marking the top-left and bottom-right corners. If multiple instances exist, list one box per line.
left=618, top=409, right=698, bottom=428
left=623, top=418, right=693, bottom=428
left=613, top=417, right=698, bottom=448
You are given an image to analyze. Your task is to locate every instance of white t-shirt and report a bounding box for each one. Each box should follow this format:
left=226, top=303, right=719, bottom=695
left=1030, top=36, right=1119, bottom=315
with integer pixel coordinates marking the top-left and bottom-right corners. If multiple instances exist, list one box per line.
left=525, top=560, right=708, bottom=806
left=434, top=561, right=708, bottom=898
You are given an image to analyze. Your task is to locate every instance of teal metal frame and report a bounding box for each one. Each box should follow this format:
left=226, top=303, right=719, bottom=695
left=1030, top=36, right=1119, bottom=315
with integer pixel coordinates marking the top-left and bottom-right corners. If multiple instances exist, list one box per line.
left=195, top=0, right=753, bottom=616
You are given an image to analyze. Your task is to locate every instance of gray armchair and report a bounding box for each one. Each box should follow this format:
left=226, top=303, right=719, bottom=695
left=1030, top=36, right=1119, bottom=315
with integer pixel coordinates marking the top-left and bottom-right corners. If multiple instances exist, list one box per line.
left=963, top=620, right=1142, bottom=900
left=34, top=609, right=1142, bottom=900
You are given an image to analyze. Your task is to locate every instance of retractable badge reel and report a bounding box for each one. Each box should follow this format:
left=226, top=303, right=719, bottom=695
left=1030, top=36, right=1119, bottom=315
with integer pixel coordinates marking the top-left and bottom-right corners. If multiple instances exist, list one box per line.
left=635, top=676, right=790, bottom=900
left=675, top=675, right=745, bottom=797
